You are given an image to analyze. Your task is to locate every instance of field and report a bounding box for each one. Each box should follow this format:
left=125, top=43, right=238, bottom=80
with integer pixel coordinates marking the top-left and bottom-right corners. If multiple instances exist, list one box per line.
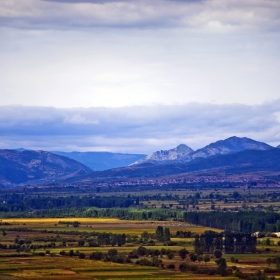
left=0, top=255, right=243, bottom=280
left=1, top=187, right=280, bottom=279
left=0, top=217, right=279, bottom=279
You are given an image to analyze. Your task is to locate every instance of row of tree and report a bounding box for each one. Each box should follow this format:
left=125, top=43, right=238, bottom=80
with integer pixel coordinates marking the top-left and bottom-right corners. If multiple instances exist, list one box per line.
left=0, top=196, right=137, bottom=212
left=194, top=231, right=257, bottom=254
left=183, top=211, right=280, bottom=233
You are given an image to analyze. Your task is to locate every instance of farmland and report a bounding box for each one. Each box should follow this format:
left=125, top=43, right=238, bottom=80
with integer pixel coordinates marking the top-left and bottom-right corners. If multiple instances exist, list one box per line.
left=1, top=187, right=280, bottom=279
left=0, top=217, right=279, bottom=279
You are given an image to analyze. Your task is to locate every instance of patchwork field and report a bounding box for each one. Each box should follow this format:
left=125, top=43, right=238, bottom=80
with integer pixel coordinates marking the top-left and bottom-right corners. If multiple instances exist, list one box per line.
left=0, top=217, right=279, bottom=279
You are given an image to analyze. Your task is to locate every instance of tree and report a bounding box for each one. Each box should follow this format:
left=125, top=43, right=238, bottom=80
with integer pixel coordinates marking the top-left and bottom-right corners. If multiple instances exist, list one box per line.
left=137, top=246, right=147, bottom=256
left=156, top=226, right=164, bottom=241
left=179, top=262, right=188, bottom=272
left=216, top=257, right=227, bottom=275
left=189, top=252, right=197, bottom=262
left=179, top=248, right=189, bottom=260
left=151, top=256, right=162, bottom=267
left=167, top=263, right=175, bottom=269
left=204, top=255, right=210, bottom=264
left=164, top=227, right=171, bottom=241
left=108, top=248, right=118, bottom=257
left=72, top=221, right=80, bottom=228
left=90, top=251, right=103, bottom=260
left=79, top=252, right=85, bottom=259
left=141, top=231, right=149, bottom=240
left=167, top=252, right=174, bottom=260
left=214, top=249, right=222, bottom=259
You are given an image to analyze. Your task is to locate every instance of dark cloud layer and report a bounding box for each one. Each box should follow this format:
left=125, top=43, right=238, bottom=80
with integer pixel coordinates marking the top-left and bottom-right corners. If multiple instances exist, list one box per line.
left=43, top=0, right=202, bottom=3
left=43, top=0, right=129, bottom=3
left=0, top=101, right=279, bottom=153
left=1, top=0, right=279, bottom=31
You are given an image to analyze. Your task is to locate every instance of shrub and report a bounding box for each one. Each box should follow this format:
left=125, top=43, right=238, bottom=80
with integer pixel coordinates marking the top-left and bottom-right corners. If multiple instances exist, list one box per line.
left=167, top=263, right=175, bottom=269
left=167, top=252, right=174, bottom=259
left=214, top=249, right=222, bottom=259
left=136, top=258, right=152, bottom=266
left=90, top=251, right=103, bottom=260
left=79, top=253, right=85, bottom=259
left=179, top=262, right=188, bottom=272
left=179, top=248, right=189, bottom=260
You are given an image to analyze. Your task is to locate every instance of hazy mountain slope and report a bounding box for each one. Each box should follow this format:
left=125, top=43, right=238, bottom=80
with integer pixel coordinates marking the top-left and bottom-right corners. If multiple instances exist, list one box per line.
left=64, top=148, right=280, bottom=183
left=132, top=136, right=273, bottom=165
left=0, top=150, right=92, bottom=187
left=132, top=144, right=194, bottom=165
left=52, top=151, right=146, bottom=171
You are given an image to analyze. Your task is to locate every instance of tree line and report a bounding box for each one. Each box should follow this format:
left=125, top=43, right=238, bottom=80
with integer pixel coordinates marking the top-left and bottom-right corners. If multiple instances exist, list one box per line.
left=194, top=230, right=256, bottom=254
left=183, top=211, right=280, bottom=233
left=0, top=195, right=136, bottom=211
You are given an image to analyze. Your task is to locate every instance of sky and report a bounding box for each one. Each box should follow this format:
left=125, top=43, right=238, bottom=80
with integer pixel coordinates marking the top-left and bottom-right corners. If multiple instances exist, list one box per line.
left=0, top=0, right=280, bottom=153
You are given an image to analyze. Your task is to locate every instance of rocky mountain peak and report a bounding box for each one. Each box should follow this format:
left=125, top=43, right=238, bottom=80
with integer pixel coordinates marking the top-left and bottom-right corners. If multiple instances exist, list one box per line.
left=132, top=136, right=273, bottom=165
left=131, top=143, right=194, bottom=165
left=176, top=144, right=192, bottom=153
left=187, top=136, right=273, bottom=160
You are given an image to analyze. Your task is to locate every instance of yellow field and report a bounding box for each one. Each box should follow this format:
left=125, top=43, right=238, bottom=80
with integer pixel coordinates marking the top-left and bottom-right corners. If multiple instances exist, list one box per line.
left=0, top=217, right=221, bottom=236
left=1, top=217, right=123, bottom=224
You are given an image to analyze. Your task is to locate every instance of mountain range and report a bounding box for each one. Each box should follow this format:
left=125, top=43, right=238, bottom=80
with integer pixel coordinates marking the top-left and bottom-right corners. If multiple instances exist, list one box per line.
left=132, top=136, right=273, bottom=165
left=0, top=136, right=279, bottom=187
left=59, top=136, right=279, bottom=184
left=63, top=148, right=280, bottom=184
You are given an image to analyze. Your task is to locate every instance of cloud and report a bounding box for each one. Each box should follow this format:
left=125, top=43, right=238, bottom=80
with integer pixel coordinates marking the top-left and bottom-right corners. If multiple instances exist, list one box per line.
left=0, top=0, right=279, bottom=32
left=0, top=101, right=280, bottom=153
left=1, top=1, right=279, bottom=110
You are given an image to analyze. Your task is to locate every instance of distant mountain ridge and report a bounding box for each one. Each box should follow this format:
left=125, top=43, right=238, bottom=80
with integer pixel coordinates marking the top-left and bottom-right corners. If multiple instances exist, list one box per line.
left=0, top=136, right=277, bottom=187
left=52, top=151, right=146, bottom=171
left=131, top=136, right=273, bottom=165
left=0, top=149, right=92, bottom=187
left=64, top=148, right=280, bottom=184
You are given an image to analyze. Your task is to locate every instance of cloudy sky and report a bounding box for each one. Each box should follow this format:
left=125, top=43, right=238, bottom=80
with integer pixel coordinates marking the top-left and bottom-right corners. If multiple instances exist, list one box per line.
left=0, top=0, right=280, bottom=153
